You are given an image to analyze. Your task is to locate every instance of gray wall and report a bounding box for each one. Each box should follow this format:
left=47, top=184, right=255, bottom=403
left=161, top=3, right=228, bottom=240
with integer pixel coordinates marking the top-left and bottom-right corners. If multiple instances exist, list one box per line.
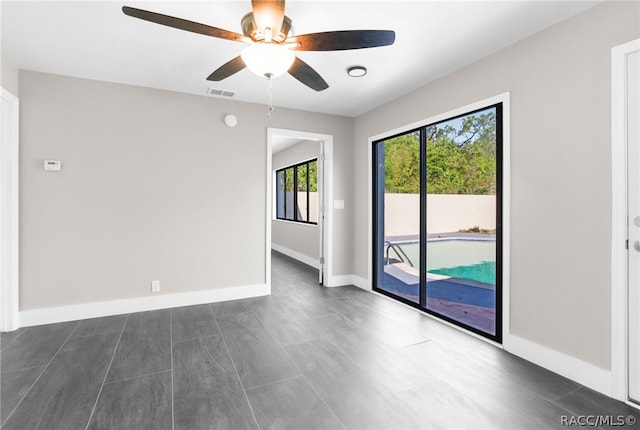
left=1, top=55, right=19, bottom=95
left=272, top=140, right=321, bottom=262
left=18, top=70, right=353, bottom=310
left=352, top=1, right=640, bottom=370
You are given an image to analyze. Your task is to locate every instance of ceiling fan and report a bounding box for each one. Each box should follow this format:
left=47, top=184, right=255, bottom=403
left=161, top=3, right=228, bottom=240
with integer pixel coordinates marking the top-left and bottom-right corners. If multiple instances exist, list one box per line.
left=122, top=0, right=395, bottom=92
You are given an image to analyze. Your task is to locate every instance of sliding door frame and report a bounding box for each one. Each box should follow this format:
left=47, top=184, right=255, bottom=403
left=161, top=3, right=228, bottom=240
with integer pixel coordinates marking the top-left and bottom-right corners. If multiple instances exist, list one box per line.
left=369, top=93, right=510, bottom=344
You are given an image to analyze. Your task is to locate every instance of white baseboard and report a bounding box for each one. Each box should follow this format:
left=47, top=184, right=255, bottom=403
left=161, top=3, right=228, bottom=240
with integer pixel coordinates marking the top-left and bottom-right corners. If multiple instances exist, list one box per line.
left=271, top=243, right=320, bottom=269
left=504, top=333, right=612, bottom=397
left=324, top=275, right=352, bottom=287
left=19, top=283, right=269, bottom=328
left=324, top=275, right=369, bottom=289
left=349, top=275, right=370, bottom=290
left=269, top=244, right=369, bottom=290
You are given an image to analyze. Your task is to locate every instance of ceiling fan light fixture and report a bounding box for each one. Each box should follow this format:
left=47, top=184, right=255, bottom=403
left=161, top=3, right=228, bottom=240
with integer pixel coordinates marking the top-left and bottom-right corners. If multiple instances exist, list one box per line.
left=241, top=43, right=295, bottom=78
left=122, top=5, right=395, bottom=93
left=347, top=66, right=367, bottom=77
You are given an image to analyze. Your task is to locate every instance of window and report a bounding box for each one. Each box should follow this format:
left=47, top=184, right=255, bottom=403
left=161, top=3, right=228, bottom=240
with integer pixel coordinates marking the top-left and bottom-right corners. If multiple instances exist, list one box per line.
left=276, top=159, right=318, bottom=224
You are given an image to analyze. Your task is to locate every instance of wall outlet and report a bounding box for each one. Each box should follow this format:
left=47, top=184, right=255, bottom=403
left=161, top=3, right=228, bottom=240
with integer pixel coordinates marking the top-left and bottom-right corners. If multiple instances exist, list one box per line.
left=151, top=280, right=160, bottom=293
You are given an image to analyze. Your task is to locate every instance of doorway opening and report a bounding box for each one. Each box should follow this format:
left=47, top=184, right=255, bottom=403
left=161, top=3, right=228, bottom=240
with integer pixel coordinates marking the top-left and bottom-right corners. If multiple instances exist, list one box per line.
left=266, top=128, right=333, bottom=288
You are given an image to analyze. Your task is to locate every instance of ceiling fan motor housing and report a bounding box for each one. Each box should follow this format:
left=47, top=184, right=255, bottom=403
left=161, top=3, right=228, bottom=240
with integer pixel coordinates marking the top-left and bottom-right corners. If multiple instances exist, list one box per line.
left=241, top=12, right=292, bottom=43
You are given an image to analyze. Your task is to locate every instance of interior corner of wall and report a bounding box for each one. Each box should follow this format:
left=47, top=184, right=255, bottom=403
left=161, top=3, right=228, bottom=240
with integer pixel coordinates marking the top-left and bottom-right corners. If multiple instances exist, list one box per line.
left=504, top=333, right=612, bottom=398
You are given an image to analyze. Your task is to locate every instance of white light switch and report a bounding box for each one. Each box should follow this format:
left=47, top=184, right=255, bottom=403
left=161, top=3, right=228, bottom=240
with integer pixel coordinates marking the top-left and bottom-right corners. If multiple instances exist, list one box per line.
left=334, top=200, right=344, bottom=210
left=44, top=160, right=62, bottom=171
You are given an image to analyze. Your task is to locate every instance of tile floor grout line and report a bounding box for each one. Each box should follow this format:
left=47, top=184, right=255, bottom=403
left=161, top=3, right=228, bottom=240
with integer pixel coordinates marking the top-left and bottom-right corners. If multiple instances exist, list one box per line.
left=71, top=330, right=125, bottom=340
left=200, top=338, right=227, bottom=373
left=247, top=301, right=297, bottom=346
left=406, top=339, right=433, bottom=347
left=102, top=369, right=172, bottom=386
left=242, top=373, right=303, bottom=392
left=1, top=321, right=80, bottom=429
left=247, top=305, right=303, bottom=370
left=0, top=364, right=47, bottom=374
left=270, top=302, right=346, bottom=429
left=0, top=329, right=27, bottom=353
left=83, top=314, right=129, bottom=430
left=171, top=333, right=222, bottom=346
left=209, top=304, right=262, bottom=430
left=244, top=305, right=348, bottom=429
left=552, top=385, right=584, bottom=403
left=170, top=308, right=175, bottom=430
left=505, top=372, right=584, bottom=408
left=280, top=345, right=348, bottom=430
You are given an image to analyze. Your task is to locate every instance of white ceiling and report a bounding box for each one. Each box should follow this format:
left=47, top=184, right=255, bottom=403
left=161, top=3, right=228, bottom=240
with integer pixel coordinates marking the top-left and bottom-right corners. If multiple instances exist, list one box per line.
left=1, top=0, right=600, bottom=117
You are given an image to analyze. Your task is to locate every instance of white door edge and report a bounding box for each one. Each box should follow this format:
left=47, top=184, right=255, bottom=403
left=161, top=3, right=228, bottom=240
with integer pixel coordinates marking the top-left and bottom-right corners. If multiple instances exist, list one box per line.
left=611, top=38, right=640, bottom=402
left=0, top=87, right=20, bottom=332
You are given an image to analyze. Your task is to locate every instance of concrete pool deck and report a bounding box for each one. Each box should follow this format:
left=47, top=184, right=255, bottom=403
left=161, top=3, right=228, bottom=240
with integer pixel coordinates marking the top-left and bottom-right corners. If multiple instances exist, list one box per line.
left=380, top=232, right=498, bottom=334
left=381, top=264, right=496, bottom=335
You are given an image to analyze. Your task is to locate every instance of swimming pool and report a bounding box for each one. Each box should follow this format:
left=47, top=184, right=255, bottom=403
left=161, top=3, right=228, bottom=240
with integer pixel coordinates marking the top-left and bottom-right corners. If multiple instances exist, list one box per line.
left=388, top=239, right=496, bottom=285
left=430, top=261, right=496, bottom=285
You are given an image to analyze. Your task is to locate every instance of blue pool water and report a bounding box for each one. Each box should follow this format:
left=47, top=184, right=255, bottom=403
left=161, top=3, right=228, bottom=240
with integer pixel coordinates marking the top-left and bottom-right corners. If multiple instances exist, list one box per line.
left=430, top=261, right=496, bottom=285
left=390, top=239, right=496, bottom=285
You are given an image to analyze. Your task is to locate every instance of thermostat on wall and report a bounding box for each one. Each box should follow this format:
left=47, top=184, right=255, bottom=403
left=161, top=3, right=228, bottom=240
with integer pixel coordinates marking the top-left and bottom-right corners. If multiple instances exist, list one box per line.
left=44, top=160, right=62, bottom=171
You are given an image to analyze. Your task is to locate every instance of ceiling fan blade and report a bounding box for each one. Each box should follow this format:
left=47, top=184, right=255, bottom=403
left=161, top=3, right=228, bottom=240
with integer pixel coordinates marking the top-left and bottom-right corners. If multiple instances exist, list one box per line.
left=122, top=6, right=248, bottom=43
left=289, top=30, right=395, bottom=51
left=288, top=57, right=329, bottom=92
left=207, top=56, right=246, bottom=81
left=251, top=0, right=285, bottom=35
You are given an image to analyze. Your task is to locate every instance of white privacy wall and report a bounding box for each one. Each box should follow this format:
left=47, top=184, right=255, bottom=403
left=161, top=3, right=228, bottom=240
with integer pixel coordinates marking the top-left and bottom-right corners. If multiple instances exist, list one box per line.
left=384, top=194, right=496, bottom=237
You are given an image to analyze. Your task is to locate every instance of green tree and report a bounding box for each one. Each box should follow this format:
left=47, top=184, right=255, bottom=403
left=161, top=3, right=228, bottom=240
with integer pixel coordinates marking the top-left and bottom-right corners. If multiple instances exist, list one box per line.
left=424, top=110, right=497, bottom=195
left=308, top=160, right=318, bottom=192
left=383, top=133, right=420, bottom=193
left=383, top=109, right=497, bottom=195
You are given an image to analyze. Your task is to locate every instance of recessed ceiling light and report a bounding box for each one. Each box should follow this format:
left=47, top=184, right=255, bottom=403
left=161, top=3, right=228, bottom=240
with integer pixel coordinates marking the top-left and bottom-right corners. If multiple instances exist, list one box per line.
left=347, top=66, right=367, bottom=77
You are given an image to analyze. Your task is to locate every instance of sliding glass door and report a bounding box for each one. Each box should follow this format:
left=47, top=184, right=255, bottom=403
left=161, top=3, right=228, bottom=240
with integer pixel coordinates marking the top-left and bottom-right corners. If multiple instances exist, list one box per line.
left=373, top=104, right=502, bottom=341
left=373, top=131, right=421, bottom=304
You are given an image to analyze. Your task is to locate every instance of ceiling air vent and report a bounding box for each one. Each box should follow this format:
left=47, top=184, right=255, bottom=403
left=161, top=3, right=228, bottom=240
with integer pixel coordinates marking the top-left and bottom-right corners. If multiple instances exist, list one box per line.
left=207, top=88, right=235, bottom=97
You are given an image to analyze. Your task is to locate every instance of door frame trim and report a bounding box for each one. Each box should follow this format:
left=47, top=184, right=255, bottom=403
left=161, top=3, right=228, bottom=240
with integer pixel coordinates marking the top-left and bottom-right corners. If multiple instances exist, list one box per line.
left=611, top=38, right=640, bottom=403
left=1, top=87, right=20, bottom=332
left=266, top=128, right=334, bottom=287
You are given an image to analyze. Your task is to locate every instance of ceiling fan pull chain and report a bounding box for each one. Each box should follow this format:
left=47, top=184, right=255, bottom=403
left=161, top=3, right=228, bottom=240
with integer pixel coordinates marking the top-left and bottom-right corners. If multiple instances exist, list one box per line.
left=266, top=73, right=274, bottom=118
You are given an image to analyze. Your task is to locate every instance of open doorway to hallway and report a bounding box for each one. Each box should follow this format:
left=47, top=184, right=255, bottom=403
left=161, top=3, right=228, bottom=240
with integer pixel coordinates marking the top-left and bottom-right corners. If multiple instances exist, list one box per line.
left=266, top=128, right=333, bottom=288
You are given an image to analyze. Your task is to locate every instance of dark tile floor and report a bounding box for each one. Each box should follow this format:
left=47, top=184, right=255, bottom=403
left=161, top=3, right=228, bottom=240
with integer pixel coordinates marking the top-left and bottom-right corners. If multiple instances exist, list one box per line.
left=1, top=251, right=638, bottom=429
